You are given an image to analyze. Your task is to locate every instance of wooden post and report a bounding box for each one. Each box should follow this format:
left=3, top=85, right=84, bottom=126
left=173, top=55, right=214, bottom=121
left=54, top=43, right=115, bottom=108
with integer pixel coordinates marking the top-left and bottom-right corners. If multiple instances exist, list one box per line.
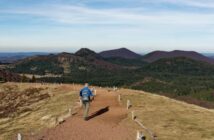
left=135, top=119, right=155, bottom=140
left=79, top=99, right=83, bottom=107
left=127, top=100, right=131, bottom=110
left=17, top=133, right=22, bottom=140
left=68, top=108, right=72, bottom=116
left=94, top=89, right=97, bottom=95
left=57, top=116, right=64, bottom=124
left=136, top=131, right=141, bottom=140
left=136, top=131, right=146, bottom=140
left=132, top=111, right=136, bottom=120
left=118, top=94, right=121, bottom=102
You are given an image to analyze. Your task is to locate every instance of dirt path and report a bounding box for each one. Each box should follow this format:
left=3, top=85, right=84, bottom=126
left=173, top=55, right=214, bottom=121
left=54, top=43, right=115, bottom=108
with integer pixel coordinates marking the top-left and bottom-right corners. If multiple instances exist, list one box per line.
left=28, top=88, right=134, bottom=140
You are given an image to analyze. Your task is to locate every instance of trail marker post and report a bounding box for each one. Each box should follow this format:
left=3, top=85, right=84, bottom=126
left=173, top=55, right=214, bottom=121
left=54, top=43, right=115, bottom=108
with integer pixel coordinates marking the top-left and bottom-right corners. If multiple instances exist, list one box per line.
left=127, top=100, right=131, bottom=110
left=94, top=89, right=97, bottom=96
left=68, top=108, right=72, bottom=116
left=79, top=99, right=83, bottom=107
left=132, top=111, right=136, bottom=120
left=92, top=88, right=96, bottom=96
left=118, top=94, right=121, bottom=102
left=17, top=133, right=22, bottom=140
left=136, top=131, right=146, bottom=140
left=134, top=119, right=156, bottom=140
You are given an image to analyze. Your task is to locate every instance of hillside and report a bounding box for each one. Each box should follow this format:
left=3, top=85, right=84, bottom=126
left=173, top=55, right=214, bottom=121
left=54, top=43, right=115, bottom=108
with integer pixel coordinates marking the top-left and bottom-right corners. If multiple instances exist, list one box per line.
left=141, top=57, right=214, bottom=75
left=104, top=57, right=147, bottom=67
left=7, top=48, right=143, bottom=86
left=1, top=83, right=214, bottom=140
left=99, top=48, right=141, bottom=59
left=9, top=49, right=121, bottom=76
left=143, top=50, right=214, bottom=64
left=0, top=83, right=79, bottom=140
left=130, top=57, right=214, bottom=108
left=121, top=89, right=214, bottom=140
left=4, top=49, right=214, bottom=109
left=0, top=69, right=21, bottom=82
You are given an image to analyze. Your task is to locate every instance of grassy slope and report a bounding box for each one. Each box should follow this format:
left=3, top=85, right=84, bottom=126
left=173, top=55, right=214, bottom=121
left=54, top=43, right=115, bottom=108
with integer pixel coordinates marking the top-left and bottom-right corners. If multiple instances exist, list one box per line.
left=1, top=83, right=214, bottom=140
left=119, top=89, right=214, bottom=140
left=0, top=83, right=79, bottom=140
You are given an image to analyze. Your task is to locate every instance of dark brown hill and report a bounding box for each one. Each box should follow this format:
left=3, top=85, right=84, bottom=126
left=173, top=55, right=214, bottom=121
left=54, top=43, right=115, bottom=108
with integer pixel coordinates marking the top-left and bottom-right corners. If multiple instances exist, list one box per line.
left=99, top=48, right=141, bottom=59
left=143, top=50, right=214, bottom=64
left=10, top=48, right=122, bottom=75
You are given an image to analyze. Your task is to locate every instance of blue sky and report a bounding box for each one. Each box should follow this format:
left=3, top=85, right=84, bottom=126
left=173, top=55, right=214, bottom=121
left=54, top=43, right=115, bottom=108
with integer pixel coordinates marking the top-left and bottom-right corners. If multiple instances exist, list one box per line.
left=0, top=0, right=214, bottom=53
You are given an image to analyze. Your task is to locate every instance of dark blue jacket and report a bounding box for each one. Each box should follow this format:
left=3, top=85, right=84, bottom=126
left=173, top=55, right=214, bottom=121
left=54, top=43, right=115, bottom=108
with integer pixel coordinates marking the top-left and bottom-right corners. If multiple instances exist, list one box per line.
left=80, top=87, right=94, bottom=97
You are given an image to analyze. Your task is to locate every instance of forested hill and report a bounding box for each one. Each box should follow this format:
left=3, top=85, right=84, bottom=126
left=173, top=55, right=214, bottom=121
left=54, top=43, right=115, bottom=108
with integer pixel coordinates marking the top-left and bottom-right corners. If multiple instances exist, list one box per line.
left=143, top=50, right=214, bottom=64
left=2, top=48, right=214, bottom=108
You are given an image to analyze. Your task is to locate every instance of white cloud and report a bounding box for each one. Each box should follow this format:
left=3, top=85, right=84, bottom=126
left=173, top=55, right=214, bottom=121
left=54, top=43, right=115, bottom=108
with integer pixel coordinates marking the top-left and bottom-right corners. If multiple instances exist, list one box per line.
left=148, top=0, right=214, bottom=8
left=76, top=0, right=214, bottom=8
left=1, top=4, right=214, bottom=26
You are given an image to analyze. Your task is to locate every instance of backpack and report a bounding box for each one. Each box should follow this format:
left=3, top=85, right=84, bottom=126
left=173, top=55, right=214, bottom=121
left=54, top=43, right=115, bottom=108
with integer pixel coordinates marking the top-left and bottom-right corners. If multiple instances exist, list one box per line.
left=81, top=90, right=90, bottom=101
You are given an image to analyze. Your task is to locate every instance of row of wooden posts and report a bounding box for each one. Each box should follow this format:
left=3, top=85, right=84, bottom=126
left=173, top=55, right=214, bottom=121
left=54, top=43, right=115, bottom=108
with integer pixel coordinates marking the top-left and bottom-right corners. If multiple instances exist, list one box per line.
left=17, top=107, right=74, bottom=140
left=118, top=94, right=157, bottom=140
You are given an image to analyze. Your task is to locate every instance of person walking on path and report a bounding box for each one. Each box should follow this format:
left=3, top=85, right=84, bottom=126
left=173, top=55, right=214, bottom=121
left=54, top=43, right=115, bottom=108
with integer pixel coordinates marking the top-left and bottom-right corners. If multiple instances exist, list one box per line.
left=80, top=83, right=94, bottom=120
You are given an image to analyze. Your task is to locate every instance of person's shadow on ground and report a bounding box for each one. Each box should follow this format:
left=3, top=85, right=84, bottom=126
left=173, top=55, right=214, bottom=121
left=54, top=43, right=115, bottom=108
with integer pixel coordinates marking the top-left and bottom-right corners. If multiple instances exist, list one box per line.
left=87, top=106, right=109, bottom=120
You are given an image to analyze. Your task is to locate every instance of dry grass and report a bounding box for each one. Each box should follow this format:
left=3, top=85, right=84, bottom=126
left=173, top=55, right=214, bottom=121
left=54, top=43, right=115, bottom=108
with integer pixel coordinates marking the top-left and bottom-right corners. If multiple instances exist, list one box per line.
left=119, top=89, right=214, bottom=140
left=1, top=83, right=214, bottom=140
left=0, top=83, right=80, bottom=140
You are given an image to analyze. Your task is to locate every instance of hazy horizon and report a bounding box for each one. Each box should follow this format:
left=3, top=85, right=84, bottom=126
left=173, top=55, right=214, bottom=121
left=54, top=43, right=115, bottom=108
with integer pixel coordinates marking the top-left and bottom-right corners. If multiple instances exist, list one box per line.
left=0, top=0, right=214, bottom=53
left=1, top=48, right=214, bottom=55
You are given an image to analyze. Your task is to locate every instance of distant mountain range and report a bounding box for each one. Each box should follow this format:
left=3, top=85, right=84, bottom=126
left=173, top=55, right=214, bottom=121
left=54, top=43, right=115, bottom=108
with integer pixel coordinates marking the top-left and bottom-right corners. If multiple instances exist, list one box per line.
left=3, top=47, right=214, bottom=79
left=2, top=48, right=214, bottom=77
left=2, top=47, right=214, bottom=108
left=1, top=49, right=214, bottom=64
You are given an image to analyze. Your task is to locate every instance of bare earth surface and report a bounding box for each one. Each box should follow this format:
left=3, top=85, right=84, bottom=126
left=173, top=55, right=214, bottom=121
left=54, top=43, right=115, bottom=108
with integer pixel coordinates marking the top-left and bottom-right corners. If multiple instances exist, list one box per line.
left=27, top=89, right=134, bottom=140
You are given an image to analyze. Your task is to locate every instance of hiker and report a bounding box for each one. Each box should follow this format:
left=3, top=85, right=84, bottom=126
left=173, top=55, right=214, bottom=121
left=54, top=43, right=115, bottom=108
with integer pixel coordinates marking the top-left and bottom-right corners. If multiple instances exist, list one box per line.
left=80, top=83, right=94, bottom=120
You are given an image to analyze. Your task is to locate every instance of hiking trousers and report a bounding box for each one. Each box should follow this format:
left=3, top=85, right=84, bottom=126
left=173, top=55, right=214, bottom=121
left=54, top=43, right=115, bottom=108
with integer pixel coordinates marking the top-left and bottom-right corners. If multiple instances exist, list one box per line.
left=82, top=101, right=90, bottom=119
